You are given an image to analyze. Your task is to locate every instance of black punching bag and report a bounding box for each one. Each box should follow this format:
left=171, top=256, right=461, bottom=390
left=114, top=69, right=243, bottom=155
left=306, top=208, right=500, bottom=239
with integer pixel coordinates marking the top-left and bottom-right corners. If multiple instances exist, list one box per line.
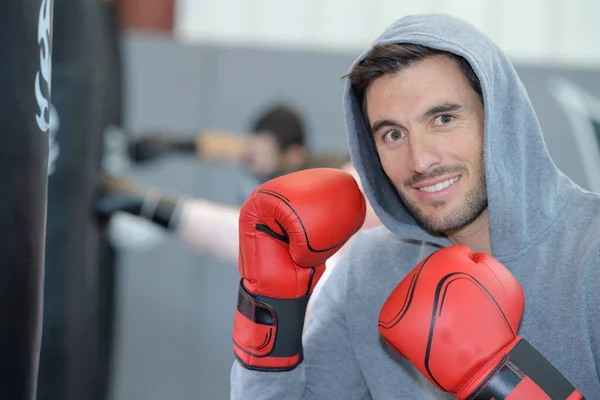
left=0, top=0, right=53, bottom=399
left=37, top=0, right=122, bottom=399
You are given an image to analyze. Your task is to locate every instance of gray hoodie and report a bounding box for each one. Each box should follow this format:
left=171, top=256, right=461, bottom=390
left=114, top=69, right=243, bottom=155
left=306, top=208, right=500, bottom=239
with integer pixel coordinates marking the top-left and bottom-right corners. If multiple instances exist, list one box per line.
left=231, top=14, right=600, bottom=399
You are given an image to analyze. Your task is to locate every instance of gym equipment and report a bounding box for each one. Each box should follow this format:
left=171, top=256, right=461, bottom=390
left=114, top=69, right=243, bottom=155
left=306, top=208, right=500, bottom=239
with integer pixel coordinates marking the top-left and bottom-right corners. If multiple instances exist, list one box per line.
left=37, top=0, right=123, bottom=399
left=0, top=0, right=53, bottom=398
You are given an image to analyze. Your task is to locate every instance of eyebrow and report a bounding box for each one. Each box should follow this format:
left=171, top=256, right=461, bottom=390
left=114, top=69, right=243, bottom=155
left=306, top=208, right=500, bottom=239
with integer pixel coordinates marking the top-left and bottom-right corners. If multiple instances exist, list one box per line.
left=370, top=102, right=466, bottom=135
left=371, top=119, right=403, bottom=135
left=418, top=102, right=465, bottom=123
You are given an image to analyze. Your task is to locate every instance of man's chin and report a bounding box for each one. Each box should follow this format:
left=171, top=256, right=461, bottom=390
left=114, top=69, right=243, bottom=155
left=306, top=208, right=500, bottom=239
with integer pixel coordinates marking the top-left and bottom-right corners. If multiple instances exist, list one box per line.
left=415, top=206, right=488, bottom=235
left=400, top=194, right=462, bottom=233
left=415, top=216, right=454, bottom=235
left=407, top=205, right=462, bottom=234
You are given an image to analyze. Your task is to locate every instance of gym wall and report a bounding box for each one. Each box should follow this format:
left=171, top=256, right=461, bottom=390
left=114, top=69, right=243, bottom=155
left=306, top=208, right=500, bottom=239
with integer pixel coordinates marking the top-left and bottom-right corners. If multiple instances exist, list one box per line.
left=174, top=0, right=600, bottom=68
left=108, top=32, right=600, bottom=400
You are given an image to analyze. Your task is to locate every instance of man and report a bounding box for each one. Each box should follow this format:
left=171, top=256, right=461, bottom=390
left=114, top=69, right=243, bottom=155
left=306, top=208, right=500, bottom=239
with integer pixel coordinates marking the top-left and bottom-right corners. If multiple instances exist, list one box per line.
left=97, top=103, right=358, bottom=256
left=230, top=13, right=600, bottom=399
left=129, top=104, right=349, bottom=190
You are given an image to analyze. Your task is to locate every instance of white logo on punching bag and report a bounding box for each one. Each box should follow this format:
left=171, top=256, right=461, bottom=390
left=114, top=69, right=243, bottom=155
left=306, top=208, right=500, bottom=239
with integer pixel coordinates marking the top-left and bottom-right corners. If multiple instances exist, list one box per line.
left=35, top=0, right=59, bottom=175
left=35, top=0, right=53, bottom=132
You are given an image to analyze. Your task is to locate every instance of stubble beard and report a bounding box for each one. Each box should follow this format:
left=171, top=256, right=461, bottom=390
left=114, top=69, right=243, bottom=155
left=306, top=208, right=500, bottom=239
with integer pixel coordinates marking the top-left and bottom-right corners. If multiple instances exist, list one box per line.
left=398, top=153, right=488, bottom=234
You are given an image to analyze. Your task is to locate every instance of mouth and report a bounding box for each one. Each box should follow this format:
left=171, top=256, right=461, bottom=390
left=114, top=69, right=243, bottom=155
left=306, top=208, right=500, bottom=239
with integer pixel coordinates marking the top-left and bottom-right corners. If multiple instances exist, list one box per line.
left=415, top=175, right=461, bottom=193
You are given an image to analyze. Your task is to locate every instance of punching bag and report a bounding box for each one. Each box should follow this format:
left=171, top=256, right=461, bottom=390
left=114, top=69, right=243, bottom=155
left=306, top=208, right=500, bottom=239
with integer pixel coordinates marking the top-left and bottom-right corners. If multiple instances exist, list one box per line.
left=0, top=0, right=53, bottom=399
left=37, top=0, right=122, bottom=399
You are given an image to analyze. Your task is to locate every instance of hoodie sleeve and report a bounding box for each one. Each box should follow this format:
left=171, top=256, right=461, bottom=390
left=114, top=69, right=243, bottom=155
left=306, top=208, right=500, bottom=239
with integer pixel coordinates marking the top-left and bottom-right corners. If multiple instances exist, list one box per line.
left=230, top=254, right=370, bottom=399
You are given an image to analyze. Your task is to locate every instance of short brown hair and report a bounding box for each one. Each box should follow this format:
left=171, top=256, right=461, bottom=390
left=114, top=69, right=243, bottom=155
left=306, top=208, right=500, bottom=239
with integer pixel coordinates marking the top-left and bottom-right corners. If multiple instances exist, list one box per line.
left=347, top=44, right=483, bottom=106
left=250, top=105, right=306, bottom=150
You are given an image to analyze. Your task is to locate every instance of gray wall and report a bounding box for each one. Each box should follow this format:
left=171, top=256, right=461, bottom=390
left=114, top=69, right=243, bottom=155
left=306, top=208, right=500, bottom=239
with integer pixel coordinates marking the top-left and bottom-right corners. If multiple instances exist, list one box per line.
left=108, top=32, right=600, bottom=400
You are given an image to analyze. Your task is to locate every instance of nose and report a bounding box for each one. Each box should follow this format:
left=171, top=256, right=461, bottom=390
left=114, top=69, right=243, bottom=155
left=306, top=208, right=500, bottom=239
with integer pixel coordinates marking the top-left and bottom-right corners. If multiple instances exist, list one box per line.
left=407, top=132, right=442, bottom=174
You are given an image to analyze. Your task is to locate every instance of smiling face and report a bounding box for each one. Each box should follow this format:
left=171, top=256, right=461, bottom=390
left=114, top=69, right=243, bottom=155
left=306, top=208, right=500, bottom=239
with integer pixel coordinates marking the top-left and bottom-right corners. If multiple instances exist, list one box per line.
left=365, top=55, right=487, bottom=234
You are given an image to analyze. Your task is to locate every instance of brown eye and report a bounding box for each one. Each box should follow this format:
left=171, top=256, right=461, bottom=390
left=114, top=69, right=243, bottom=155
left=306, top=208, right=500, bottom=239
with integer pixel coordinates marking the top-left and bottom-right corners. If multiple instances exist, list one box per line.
left=435, top=115, right=454, bottom=125
left=382, top=129, right=405, bottom=144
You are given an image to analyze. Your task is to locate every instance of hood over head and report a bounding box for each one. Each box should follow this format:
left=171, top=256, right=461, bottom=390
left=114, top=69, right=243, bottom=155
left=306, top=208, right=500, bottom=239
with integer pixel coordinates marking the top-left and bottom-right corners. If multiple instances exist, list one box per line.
left=344, top=13, right=575, bottom=258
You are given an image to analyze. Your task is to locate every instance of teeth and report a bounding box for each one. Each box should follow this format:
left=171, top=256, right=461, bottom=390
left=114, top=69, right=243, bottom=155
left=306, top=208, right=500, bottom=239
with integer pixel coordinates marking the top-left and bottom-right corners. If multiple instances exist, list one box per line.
left=418, top=176, right=459, bottom=193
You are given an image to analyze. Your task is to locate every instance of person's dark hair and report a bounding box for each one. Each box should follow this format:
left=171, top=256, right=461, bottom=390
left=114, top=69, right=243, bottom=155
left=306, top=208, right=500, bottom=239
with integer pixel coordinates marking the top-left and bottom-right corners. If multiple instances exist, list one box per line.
left=346, top=44, right=483, bottom=106
left=250, top=105, right=306, bottom=150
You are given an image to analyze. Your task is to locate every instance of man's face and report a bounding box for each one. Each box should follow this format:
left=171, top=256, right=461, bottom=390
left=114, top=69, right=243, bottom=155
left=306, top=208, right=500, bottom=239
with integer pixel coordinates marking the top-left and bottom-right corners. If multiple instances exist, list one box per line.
left=365, top=56, right=487, bottom=234
left=243, top=132, right=283, bottom=180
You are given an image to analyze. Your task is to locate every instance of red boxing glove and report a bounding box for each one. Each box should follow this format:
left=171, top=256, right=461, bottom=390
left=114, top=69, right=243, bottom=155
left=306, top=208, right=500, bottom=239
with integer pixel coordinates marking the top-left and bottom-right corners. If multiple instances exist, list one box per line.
left=233, top=168, right=366, bottom=371
left=379, top=246, right=584, bottom=399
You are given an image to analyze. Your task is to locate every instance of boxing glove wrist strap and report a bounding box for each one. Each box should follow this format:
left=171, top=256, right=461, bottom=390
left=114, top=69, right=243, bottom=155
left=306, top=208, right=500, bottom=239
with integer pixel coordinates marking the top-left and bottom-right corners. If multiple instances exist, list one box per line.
left=471, top=339, right=584, bottom=400
left=233, top=280, right=310, bottom=371
left=135, top=192, right=182, bottom=230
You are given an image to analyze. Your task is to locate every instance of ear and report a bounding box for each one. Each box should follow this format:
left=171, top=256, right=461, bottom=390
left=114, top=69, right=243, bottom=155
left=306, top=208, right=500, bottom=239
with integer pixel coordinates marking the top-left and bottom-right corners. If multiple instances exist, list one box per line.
left=282, top=145, right=308, bottom=170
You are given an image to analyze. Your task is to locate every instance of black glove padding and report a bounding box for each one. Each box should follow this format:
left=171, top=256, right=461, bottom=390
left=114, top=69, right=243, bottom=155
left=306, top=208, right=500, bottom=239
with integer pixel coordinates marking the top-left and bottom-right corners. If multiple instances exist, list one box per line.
left=94, top=174, right=181, bottom=230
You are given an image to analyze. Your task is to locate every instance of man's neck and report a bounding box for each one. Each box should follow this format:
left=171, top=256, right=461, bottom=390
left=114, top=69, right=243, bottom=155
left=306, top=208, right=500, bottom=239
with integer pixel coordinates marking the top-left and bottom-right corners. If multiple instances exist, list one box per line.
left=445, top=209, right=491, bottom=255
